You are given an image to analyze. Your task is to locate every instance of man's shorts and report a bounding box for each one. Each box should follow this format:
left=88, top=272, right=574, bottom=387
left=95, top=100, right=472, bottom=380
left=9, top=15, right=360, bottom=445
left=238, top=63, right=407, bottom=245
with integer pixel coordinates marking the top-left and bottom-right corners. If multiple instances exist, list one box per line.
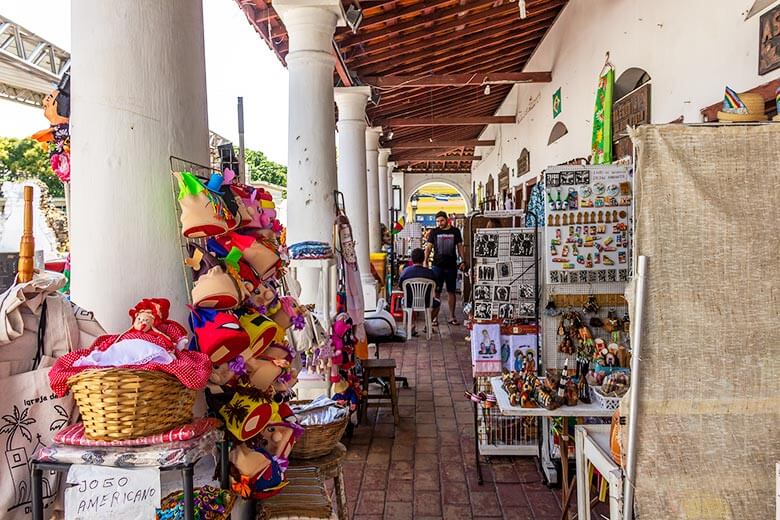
left=431, top=266, right=458, bottom=293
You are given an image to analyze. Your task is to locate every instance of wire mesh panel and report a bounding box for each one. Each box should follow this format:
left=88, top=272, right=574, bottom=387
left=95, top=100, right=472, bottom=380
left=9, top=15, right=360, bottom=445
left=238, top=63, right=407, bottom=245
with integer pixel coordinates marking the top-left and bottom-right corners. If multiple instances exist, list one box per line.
left=476, top=376, right=537, bottom=456
left=472, top=227, right=539, bottom=320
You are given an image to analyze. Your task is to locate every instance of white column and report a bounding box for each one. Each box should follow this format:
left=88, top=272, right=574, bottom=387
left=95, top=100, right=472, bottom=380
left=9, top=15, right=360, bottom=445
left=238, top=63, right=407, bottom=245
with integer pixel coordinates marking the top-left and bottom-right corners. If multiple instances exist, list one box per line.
left=365, top=127, right=382, bottom=253
left=70, top=0, right=209, bottom=330
left=334, top=87, right=374, bottom=290
left=378, top=148, right=391, bottom=227
left=275, top=0, right=345, bottom=306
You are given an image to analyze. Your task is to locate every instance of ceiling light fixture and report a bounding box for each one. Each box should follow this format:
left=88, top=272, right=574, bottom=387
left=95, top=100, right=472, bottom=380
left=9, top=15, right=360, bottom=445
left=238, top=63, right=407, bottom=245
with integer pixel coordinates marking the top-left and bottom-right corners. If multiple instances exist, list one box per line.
left=484, top=84, right=491, bottom=95
left=518, top=0, right=527, bottom=19
left=387, top=130, right=394, bottom=140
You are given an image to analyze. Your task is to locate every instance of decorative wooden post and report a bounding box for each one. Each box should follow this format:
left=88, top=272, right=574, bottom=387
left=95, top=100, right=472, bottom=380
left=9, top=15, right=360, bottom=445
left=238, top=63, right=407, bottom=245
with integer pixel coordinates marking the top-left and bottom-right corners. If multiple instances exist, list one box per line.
left=17, top=186, right=35, bottom=283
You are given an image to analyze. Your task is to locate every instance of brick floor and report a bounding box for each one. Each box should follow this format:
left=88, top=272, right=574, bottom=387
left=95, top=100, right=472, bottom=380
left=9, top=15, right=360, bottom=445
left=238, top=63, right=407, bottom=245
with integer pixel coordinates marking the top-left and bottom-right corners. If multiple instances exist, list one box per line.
left=341, top=319, right=566, bottom=519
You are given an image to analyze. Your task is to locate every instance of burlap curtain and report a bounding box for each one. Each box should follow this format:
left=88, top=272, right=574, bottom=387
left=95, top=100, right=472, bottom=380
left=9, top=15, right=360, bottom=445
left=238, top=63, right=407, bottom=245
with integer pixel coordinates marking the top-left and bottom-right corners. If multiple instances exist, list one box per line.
left=627, top=124, right=779, bottom=519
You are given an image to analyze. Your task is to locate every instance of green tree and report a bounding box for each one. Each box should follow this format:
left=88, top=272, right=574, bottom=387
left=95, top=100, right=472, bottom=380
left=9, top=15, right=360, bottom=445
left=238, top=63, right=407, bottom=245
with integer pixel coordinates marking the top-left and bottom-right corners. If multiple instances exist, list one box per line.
left=244, top=148, right=287, bottom=188
left=0, top=137, right=64, bottom=197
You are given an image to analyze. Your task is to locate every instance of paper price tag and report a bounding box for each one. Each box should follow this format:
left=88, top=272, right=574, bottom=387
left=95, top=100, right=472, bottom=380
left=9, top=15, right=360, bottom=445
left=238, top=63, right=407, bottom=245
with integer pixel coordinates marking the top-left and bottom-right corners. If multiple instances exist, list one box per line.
left=64, top=465, right=161, bottom=520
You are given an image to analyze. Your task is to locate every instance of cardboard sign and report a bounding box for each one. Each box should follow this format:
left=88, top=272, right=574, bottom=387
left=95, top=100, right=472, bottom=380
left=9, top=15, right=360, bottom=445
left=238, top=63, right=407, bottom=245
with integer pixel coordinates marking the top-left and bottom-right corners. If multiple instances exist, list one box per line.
left=471, top=323, right=502, bottom=376
left=65, top=465, right=160, bottom=520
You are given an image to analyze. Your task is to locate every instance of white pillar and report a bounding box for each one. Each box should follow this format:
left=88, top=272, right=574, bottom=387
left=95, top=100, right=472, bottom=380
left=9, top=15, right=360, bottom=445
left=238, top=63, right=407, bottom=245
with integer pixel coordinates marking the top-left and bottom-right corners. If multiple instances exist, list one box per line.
left=365, top=127, right=382, bottom=253
left=334, top=87, right=374, bottom=291
left=274, top=0, right=345, bottom=306
left=378, top=148, right=390, bottom=227
left=70, top=0, right=209, bottom=330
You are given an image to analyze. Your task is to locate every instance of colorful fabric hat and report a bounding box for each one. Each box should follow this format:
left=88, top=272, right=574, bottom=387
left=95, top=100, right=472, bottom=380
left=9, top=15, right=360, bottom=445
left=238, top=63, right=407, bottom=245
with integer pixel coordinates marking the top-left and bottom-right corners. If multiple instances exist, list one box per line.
left=239, top=310, right=281, bottom=358
left=213, top=233, right=281, bottom=281
left=190, top=308, right=249, bottom=365
left=717, top=87, right=767, bottom=122
left=270, top=296, right=306, bottom=331
left=244, top=355, right=290, bottom=393
left=174, top=171, right=238, bottom=238
left=186, top=244, right=244, bottom=310
left=219, top=391, right=291, bottom=441
left=229, top=446, right=288, bottom=500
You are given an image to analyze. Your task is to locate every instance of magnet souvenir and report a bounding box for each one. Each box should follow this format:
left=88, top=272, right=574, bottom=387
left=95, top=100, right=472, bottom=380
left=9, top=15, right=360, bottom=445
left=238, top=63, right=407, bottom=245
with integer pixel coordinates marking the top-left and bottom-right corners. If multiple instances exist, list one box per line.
left=618, top=251, right=626, bottom=264
left=603, top=255, right=615, bottom=266
left=562, top=263, right=575, bottom=269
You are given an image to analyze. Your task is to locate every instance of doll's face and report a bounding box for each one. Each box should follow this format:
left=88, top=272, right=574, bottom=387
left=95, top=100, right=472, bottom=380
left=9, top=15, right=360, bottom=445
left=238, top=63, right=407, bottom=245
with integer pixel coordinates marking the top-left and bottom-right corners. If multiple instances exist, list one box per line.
left=133, top=310, right=155, bottom=332
left=257, top=423, right=295, bottom=459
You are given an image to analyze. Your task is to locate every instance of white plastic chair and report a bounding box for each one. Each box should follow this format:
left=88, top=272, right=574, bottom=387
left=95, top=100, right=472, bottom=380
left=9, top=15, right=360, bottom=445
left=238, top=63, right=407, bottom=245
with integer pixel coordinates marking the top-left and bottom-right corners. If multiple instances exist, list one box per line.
left=401, top=277, right=435, bottom=340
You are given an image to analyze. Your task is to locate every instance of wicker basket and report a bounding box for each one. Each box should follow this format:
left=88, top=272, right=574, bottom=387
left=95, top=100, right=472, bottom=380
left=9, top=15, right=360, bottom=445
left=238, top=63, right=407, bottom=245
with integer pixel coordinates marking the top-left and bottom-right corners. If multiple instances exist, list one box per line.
left=68, top=369, right=195, bottom=441
left=289, top=401, right=349, bottom=460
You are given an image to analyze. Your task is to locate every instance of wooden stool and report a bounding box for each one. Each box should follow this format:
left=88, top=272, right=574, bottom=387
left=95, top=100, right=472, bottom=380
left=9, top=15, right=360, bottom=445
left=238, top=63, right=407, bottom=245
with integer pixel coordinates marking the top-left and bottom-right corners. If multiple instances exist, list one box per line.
left=288, top=443, right=348, bottom=520
left=361, top=358, right=400, bottom=425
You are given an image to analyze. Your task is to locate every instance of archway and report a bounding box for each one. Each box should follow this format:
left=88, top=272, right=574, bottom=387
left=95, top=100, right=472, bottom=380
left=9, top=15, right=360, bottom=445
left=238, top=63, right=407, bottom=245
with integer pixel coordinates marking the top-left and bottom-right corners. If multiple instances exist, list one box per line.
left=406, top=181, right=469, bottom=226
left=403, top=173, right=473, bottom=215
left=614, top=67, right=651, bottom=100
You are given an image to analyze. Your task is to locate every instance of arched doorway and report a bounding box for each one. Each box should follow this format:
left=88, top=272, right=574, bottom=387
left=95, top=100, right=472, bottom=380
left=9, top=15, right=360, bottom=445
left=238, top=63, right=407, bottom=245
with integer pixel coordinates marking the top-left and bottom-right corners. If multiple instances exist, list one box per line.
left=406, top=181, right=468, bottom=227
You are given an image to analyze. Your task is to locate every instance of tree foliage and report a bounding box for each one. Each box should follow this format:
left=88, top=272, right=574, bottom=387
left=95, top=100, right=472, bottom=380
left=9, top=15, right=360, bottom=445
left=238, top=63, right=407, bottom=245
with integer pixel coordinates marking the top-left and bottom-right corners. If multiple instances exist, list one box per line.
left=0, top=137, right=64, bottom=197
left=244, top=148, right=287, bottom=188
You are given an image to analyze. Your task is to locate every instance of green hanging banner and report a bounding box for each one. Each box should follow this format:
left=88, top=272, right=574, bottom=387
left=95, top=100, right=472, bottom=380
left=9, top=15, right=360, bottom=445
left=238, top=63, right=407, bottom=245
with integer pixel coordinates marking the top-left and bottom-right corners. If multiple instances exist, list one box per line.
left=591, top=68, right=614, bottom=164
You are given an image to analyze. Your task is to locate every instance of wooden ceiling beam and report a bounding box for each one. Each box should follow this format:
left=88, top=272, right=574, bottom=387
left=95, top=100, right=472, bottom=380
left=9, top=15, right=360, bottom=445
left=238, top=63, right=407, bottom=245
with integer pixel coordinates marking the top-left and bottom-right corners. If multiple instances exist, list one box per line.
left=389, top=139, right=495, bottom=149
left=356, top=0, right=453, bottom=31
left=338, top=0, right=507, bottom=52
left=362, top=21, right=548, bottom=76
left=387, top=116, right=515, bottom=127
left=346, top=1, right=561, bottom=69
left=398, top=171, right=473, bottom=174
left=391, top=154, right=482, bottom=162
left=363, top=72, right=551, bottom=87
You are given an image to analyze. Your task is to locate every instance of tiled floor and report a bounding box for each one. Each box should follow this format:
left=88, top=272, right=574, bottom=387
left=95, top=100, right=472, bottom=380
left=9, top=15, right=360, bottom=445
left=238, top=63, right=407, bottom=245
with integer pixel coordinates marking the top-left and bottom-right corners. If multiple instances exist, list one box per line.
left=341, top=319, right=566, bottom=520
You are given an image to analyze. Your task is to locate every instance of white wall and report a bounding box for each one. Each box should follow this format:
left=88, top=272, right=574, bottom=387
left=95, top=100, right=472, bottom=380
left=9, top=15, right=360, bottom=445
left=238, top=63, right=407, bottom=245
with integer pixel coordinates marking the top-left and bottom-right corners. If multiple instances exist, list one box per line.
left=472, top=0, right=780, bottom=191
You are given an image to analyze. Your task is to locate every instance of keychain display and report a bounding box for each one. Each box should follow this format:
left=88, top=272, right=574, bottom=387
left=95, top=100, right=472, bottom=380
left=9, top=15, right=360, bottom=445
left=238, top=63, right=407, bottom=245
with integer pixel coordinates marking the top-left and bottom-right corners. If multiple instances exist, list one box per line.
left=544, top=165, right=632, bottom=284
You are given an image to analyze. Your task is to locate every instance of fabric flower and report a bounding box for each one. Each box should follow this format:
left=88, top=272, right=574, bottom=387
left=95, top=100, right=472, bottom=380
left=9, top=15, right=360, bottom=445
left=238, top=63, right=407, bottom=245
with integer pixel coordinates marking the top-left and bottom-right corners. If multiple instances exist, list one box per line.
left=228, top=355, right=247, bottom=377
left=291, top=314, right=305, bottom=330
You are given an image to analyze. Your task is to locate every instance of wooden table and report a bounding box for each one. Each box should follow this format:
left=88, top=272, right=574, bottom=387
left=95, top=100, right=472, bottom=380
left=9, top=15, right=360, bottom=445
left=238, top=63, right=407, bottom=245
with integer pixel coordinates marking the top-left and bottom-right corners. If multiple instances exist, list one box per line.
left=489, top=377, right=613, bottom=519
left=289, top=442, right=348, bottom=520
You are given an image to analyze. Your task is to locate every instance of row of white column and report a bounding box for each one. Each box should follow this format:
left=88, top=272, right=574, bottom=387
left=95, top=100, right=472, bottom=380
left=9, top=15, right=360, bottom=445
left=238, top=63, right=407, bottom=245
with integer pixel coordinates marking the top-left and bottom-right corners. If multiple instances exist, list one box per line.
left=68, top=0, right=391, bottom=329
left=276, top=0, right=392, bottom=305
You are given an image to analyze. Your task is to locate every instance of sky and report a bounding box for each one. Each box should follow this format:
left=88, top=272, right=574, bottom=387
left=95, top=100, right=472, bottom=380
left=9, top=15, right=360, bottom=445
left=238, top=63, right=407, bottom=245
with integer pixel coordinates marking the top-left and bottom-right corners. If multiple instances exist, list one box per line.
left=0, top=0, right=290, bottom=164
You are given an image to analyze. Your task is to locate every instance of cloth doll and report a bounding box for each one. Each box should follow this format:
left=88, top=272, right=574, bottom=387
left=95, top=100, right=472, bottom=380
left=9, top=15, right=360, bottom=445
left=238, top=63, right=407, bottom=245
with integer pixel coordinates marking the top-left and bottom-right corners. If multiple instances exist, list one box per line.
left=50, top=299, right=211, bottom=396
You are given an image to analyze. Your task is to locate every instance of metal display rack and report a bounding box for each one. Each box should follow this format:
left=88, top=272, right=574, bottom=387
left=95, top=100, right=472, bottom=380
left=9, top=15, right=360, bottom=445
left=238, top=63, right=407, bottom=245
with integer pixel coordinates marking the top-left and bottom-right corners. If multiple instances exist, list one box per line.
left=467, top=210, right=541, bottom=484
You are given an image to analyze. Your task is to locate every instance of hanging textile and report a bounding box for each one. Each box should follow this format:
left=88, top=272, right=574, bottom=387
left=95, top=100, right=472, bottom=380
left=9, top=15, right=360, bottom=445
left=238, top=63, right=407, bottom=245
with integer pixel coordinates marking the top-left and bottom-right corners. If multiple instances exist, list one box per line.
left=591, top=67, right=614, bottom=164
left=333, top=213, right=368, bottom=358
left=525, top=181, right=545, bottom=228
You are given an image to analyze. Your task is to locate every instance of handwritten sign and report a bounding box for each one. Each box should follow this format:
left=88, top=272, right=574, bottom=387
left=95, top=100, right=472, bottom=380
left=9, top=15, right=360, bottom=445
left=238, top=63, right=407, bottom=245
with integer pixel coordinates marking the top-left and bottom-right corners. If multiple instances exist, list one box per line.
left=65, top=465, right=160, bottom=520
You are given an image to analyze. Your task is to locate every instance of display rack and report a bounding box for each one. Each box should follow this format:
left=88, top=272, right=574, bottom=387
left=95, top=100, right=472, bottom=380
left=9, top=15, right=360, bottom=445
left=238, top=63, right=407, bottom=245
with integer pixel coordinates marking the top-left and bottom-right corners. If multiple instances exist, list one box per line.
left=466, top=210, right=541, bottom=484
left=537, top=164, right=633, bottom=485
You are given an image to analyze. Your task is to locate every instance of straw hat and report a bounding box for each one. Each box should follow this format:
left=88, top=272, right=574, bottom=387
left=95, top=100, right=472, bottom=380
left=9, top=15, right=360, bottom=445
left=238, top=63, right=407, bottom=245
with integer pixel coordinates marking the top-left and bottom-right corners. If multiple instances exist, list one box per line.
left=717, top=91, right=767, bottom=122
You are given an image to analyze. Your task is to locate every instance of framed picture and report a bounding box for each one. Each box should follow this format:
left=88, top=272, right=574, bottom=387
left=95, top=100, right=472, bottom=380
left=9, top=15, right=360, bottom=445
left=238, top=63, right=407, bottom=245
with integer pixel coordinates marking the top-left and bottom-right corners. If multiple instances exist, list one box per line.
left=473, top=284, right=492, bottom=302
left=474, top=233, right=499, bottom=258
left=493, top=285, right=511, bottom=302
left=510, top=232, right=534, bottom=257
left=496, top=261, right=512, bottom=279
left=759, top=5, right=780, bottom=75
left=474, top=302, right=493, bottom=320
left=518, top=284, right=534, bottom=299
left=518, top=302, right=535, bottom=316
left=477, top=264, right=496, bottom=281
left=498, top=303, right=515, bottom=319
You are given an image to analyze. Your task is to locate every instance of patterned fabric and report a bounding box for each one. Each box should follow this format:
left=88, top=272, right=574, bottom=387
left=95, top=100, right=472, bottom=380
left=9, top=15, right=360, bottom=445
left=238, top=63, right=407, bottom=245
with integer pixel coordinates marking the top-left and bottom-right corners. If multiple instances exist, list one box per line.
left=525, top=181, right=545, bottom=228
left=591, top=67, right=614, bottom=164
left=35, top=429, right=223, bottom=468
left=156, top=486, right=235, bottom=520
left=49, top=329, right=212, bottom=397
left=54, top=418, right=221, bottom=447
left=288, top=241, right=333, bottom=260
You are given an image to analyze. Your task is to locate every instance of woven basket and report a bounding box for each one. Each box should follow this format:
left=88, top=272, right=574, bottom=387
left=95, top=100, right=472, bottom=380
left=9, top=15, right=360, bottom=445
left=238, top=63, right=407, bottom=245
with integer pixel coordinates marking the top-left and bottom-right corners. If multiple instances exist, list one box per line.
left=68, top=369, right=195, bottom=441
left=289, top=401, right=349, bottom=460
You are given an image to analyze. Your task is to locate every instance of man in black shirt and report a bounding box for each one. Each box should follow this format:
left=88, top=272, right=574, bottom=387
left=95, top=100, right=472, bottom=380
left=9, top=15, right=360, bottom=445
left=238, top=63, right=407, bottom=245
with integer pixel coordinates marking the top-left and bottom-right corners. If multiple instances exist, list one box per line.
left=424, top=211, right=465, bottom=325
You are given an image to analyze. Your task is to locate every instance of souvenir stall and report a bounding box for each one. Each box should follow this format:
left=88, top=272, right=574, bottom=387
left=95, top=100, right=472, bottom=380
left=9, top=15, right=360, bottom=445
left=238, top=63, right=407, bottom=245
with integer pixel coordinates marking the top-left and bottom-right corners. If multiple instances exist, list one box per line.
left=464, top=209, right=541, bottom=483
left=470, top=165, right=634, bottom=517
left=19, top=157, right=355, bottom=520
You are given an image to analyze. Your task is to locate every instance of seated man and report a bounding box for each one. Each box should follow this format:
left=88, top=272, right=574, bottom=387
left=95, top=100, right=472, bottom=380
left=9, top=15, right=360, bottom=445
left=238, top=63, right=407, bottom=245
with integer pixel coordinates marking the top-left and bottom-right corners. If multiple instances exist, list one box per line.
left=399, top=248, right=440, bottom=332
